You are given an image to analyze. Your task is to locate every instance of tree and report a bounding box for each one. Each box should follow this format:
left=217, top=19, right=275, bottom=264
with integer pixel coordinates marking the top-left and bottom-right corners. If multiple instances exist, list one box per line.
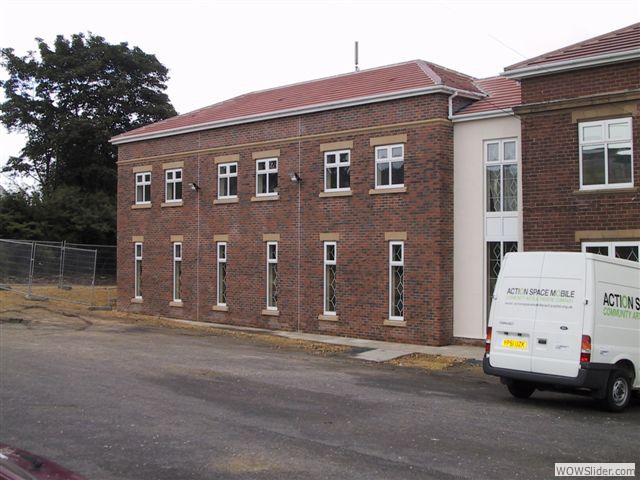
left=0, top=32, right=176, bottom=194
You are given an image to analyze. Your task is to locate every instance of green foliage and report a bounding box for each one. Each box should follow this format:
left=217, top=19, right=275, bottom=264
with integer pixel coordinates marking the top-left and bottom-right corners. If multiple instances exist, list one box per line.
left=0, top=187, right=116, bottom=244
left=0, top=33, right=177, bottom=243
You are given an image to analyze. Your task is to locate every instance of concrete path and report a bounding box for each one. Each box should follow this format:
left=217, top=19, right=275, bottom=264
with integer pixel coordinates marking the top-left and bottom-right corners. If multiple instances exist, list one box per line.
left=165, top=318, right=484, bottom=362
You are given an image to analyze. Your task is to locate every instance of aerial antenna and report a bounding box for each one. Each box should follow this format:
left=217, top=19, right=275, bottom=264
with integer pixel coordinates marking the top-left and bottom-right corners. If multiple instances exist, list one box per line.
left=354, top=41, right=359, bottom=71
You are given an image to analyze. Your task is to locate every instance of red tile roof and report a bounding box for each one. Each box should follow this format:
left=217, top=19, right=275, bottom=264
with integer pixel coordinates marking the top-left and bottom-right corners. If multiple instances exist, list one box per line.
left=455, top=76, right=521, bottom=116
left=112, top=60, right=482, bottom=143
left=505, top=22, right=640, bottom=71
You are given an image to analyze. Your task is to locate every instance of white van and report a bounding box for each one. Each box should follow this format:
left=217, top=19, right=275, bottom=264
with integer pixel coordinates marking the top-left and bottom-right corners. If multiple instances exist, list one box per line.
left=483, top=252, right=639, bottom=411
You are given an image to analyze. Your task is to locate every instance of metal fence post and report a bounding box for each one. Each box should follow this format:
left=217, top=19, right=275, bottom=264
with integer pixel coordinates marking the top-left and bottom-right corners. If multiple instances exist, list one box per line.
left=58, top=240, right=66, bottom=289
left=90, top=249, right=97, bottom=307
left=27, top=241, right=36, bottom=297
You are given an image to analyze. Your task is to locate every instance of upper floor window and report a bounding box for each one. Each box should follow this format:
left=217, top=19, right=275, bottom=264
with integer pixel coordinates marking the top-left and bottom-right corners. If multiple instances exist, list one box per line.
left=582, top=241, right=639, bottom=262
left=579, top=118, right=633, bottom=189
left=218, top=162, right=238, bottom=199
left=135, top=172, right=151, bottom=204
left=165, top=169, right=182, bottom=202
left=324, top=150, right=350, bottom=192
left=375, top=144, right=404, bottom=188
left=485, top=139, right=518, bottom=212
left=256, top=158, right=278, bottom=196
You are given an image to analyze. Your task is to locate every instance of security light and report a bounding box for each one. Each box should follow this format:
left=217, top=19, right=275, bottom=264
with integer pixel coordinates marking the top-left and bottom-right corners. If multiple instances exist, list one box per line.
left=289, top=172, right=301, bottom=183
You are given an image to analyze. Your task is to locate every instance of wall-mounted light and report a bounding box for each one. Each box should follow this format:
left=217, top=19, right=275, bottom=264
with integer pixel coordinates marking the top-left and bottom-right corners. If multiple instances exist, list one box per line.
left=189, top=182, right=201, bottom=191
left=289, top=172, right=301, bottom=183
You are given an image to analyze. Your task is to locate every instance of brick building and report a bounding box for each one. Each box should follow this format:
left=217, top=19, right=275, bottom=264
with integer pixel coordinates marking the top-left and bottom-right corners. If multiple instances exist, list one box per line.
left=113, top=23, right=639, bottom=345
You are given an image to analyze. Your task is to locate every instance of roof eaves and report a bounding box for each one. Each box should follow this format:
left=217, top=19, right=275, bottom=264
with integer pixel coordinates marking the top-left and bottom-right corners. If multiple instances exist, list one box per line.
left=450, top=109, right=514, bottom=123
left=111, top=85, right=484, bottom=145
left=502, top=48, right=640, bottom=79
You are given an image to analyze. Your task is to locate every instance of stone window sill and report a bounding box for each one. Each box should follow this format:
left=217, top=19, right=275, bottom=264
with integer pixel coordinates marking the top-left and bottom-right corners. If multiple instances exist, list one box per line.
left=212, top=304, right=229, bottom=312
left=573, top=186, right=638, bottom=195
left=318, top=314, right=339, bottom=322
left=383, top=319, right=406, bottom=327
left=169, top=301, right=184, bottom=308
left=319, top=190, right=353, bottom=198
left=251, top=195, right=280, bottom=202
left=161, top=201, right=183, bottom=208
left=261, top=308, right=279, bottom=316
left=131, top=203, right=152, bottom=209
left=130, top=297, right=143, bottom=304
left=214, top=197, right=239, bottom=204
left=369, top=186, right=407, bottom=195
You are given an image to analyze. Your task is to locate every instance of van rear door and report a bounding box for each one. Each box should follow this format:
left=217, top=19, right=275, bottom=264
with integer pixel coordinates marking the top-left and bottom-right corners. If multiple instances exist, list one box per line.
left=489, top=252, right=545, bottom=372
left=530, top=253, right=585, bottom=378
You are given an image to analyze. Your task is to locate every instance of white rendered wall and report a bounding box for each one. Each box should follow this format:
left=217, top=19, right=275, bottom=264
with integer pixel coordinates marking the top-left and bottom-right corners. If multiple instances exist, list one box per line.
left=453, top=115, right=521, bottom=340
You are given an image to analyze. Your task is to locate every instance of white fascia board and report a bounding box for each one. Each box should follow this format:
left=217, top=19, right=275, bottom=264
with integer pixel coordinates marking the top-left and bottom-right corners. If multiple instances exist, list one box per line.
left=111, top=86, right=485, bottom=145
left=502, top=49, right=640, bottom=79
left=450, top=109, right=513, bottom=123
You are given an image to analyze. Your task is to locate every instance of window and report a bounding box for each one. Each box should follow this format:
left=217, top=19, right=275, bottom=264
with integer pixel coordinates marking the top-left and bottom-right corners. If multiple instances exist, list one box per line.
left=218, top=162, right=238, bottom=199
left=256, top=158, right=278, bottom=196
left=266, top=241, right=278, bottom=310
left=135, top=172, right=151, bottom=204
left=375, top=144, right=404, bottom=188
left=134, top=242, right=143, bottom=298
left=582, top=241, right=639, bottom=262
left=165, top=169, right=182, bottom=202
left=323, top=242, right=337, bottom=315
left=324, top=150, right=350, bottom=192
left=389, top=241, right=404, bottom=320
left=487, top=241, right=518, bottom=318
left=173, top=242, right=182, bottom=302
left=217, top=242, right=227, bottom=306
left=485, top=139, right=518, bottom=212
left=579, top=118, right=633, bottom=189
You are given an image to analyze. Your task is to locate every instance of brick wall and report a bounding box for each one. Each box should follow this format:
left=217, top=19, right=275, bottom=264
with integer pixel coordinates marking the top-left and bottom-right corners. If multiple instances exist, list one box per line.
left=117, top=94, right=455, bottom=345
left=521, top=62, right=640, bottom=104
left=518, top=61, right=640, bottom=252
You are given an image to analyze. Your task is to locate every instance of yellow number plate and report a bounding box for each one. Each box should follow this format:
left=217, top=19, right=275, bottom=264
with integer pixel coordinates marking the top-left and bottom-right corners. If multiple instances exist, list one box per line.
left=502, top=339, right=527, bottom=349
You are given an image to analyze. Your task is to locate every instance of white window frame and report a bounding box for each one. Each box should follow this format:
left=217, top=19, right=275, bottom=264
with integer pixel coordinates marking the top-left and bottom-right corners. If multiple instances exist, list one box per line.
left=218, top=162, right=238, bottom=199
left=165, top=168, right=182, bottom=203
left=134, top=242, right=143, bottom=299
left=216, top=242, right=227, bottom=306
left=324, top=149, right=351, bottom=192
left=173, top=242, right=182, bottom=302
left=582, top=241, right=640, bottom=262
left=256, top=158, right=278, bottom=196
left=579, top=117, right=633, bottom=190
left=323, top=241, right=337, bottom=315
left=375, top=144, right=405, bottom=189
left=135, top=172, right=151, bottom=204
left=266, top=241, right=278, bottom=310
left=484, top=138, right=518, bottom=213
left=389, top=241, right=404, bottom=321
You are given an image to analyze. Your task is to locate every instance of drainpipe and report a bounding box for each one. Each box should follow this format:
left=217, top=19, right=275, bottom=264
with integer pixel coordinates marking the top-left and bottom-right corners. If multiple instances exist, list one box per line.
left=448, top=91, right=459, bottom=120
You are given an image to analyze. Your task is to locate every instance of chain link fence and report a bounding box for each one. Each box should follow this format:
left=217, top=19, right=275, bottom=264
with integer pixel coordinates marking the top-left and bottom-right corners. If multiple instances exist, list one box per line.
left=0, top=239, right=116, bottom=308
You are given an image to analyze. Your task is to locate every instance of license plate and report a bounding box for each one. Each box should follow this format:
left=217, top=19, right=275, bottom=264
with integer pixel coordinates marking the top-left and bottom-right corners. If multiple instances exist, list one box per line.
left=502, top=338, right=527, bottom=349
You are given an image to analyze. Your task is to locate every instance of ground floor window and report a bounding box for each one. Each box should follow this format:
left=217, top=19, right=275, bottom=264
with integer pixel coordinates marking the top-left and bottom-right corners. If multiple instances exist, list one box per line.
left=266, top=241, right=278, bottom=309
left=324, top=242, right=337, bottom=315
left=582, top=241, right=639, bottom=262
left=173, top=242, right=182, bottom=302
left=134, top=242, right=143, bottom=298
left=217, top=242, right=227, bottom=306
left=389, top=241, right=404, bottom=320
left=487, top=241, right=518, bottom=319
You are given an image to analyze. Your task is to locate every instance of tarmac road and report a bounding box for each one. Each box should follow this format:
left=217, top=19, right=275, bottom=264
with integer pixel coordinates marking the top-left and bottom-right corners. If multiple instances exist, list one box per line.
left=0, top=309, right=638, bottom=480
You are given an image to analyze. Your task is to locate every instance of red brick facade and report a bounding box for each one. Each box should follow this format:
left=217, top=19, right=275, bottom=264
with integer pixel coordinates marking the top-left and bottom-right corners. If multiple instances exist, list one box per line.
left=516, top=61, right=640, bottom=252
left=117, top=95, right=455, bottom=345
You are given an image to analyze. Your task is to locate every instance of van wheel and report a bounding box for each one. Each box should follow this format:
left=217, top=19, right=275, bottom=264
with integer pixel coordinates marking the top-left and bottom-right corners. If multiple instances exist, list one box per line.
left=507, top=381, right=535, bottom=399
left=601, top=370, right=632, bottom=412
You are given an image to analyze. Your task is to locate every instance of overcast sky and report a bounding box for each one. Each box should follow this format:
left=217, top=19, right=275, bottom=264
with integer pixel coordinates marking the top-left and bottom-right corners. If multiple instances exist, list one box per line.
left=1, top=0, right=639, bottom=189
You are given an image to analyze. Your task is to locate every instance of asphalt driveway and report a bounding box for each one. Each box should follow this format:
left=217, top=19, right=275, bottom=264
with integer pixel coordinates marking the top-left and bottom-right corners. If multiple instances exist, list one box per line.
left=0, top=304, right=638, bottom=479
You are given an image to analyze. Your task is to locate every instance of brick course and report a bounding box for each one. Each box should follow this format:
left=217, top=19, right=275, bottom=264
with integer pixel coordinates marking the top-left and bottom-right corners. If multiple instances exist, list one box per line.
left=117, top=94, right=455, bottom=345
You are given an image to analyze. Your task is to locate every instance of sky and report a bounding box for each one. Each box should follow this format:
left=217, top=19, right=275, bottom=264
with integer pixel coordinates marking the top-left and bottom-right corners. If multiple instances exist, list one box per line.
left=1, top=0, right=639, bottom=189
